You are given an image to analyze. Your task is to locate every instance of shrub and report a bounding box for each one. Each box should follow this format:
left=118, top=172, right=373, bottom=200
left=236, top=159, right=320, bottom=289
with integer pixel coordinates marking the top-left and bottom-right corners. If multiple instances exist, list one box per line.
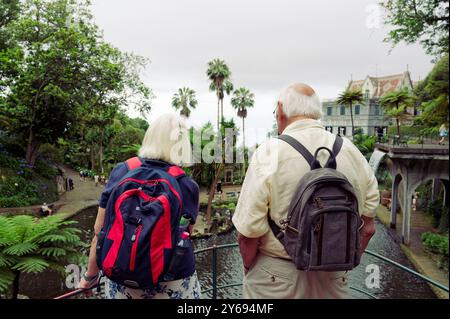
left=426, top=200, right=444, bottom=228
left=422, top=232, right=449, bottom=257
left=0, top=153, right=20, bottom=170
left=34, top=159, right=58, bottom=179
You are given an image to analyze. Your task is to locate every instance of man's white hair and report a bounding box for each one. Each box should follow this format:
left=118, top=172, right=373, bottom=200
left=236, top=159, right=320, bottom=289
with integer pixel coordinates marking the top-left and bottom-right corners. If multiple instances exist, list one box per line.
left=139, top=113, right=193, bottom=166
left=278, top=86, right=322, bottom=120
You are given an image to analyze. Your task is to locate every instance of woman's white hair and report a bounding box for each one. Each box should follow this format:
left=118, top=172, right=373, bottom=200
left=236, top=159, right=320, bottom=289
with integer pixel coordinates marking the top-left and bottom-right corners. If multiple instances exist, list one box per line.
left=139, top=113, right=193, bottom=167
left=278, top=85, right=322, bottom=120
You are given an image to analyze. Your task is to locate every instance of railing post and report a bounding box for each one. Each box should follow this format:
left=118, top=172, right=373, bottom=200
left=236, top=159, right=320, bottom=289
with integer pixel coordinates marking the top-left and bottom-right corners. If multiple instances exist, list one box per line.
left=212, top=245, right=217, bottom=300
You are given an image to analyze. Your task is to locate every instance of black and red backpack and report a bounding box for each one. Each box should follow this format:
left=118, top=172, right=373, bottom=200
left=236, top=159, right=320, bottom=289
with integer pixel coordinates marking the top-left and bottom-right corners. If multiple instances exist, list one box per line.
left=96, top=157, right=186, bottom=289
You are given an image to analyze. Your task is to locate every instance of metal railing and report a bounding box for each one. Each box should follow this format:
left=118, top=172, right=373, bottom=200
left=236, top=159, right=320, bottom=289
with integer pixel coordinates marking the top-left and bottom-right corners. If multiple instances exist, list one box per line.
left=54, top=244, right=449, bottom=299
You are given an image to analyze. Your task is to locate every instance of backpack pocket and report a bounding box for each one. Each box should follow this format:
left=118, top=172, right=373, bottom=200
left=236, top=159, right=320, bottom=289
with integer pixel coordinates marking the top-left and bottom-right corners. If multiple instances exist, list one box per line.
left=307, top=206, right=360, bottom=271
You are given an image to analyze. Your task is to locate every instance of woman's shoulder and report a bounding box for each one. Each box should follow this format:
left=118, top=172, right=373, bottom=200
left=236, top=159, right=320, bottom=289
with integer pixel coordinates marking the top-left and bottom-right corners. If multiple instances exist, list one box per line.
left=178, top=175, right=200, bottom=193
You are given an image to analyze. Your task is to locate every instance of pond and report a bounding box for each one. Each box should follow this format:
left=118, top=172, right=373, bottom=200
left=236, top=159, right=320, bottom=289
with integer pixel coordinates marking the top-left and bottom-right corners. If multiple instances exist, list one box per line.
left=18, top=206, right=437, bottom=299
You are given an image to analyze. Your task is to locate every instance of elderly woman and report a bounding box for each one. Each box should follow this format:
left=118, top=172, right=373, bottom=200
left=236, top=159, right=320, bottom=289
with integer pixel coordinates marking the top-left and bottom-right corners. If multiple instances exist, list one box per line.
left=79, top=113, right=201, bottom=299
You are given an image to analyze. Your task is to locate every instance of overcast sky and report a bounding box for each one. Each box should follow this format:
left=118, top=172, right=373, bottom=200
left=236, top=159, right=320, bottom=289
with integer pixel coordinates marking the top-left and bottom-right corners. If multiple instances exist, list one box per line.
left=91, top=0, right=434, bottom=146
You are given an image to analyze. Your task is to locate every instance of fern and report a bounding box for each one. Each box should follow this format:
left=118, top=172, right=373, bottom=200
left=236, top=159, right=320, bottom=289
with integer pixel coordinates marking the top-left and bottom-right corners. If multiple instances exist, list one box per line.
left=3, top=243, right=39, bottom=256
left=0, top=214, right=85, bottom=298
left=37, top=247, right=67, bottom=258
left=12, top=257, right=50, bottom=273
left=0, top=269, right=15, bottom=293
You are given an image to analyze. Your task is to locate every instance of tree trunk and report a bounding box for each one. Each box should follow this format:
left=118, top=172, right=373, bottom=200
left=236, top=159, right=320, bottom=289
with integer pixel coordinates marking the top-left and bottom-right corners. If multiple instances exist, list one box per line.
left=25, top=131, right=41, bottom=168
left=349, top=102, right=355, bottom=138
left=217, top=97, right=220, bottom=132
left=221, top=98, right=224, bottom=125
left=12, top=271, right=20, bottom=300
left=90, top=144, right=95, bottom=171
left=396, top=102, right=401, bottom=138
left=99, top=129, right=104, bottom=174
left=206, top=163, right=223, bottom=222
left=242, top=116, right=246, bottom=178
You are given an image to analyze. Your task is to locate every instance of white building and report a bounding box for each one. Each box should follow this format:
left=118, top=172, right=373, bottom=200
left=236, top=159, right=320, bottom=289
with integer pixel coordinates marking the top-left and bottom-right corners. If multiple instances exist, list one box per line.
left=322, top=71, right=416, bottom=137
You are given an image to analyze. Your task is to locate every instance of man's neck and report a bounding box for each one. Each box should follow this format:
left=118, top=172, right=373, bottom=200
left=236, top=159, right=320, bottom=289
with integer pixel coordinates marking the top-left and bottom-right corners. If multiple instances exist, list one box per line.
left=286, top=115, right=314, bottom=127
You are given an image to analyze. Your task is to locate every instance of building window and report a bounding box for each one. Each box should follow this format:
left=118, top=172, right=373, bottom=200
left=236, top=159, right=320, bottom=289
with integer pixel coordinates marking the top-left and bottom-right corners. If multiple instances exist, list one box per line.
left=340, top=106, right=345, bottom=115
left=364, top=90, right=369, bottom=100
left=325, top=126, right=333, bottom=133
left=375, top=105, right=380, bottom=116
left=355, top=105, right=361, bottom=115
left=338, top=127, right=347, bottom=136
left=327, top=107, right=332, bottom=116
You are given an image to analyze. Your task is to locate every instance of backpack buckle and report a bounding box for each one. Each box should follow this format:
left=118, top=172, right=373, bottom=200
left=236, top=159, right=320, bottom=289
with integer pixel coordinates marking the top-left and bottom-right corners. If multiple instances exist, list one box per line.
left=279, top=218, right=289, bottom=230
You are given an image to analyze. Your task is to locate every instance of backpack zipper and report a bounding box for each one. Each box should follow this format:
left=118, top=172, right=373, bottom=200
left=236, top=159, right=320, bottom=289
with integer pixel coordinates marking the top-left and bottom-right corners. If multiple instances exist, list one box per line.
left=129, top=225, right=142, bottom=271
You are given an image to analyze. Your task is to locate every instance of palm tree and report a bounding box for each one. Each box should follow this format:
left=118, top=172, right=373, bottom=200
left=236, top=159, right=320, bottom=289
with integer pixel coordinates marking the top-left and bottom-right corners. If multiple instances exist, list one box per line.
left=205, top=59, right=233, bottom=223
left=336, top=89, right=364, bottom=138
left=380, top=89, right=414, bottom=138
left=171, top=87, right=198, bottom=118
left=206, top=59, right=232, bottom=130
left=231, top=87, right=255, bottom=176
left=0, top=215, right=84, bottom=299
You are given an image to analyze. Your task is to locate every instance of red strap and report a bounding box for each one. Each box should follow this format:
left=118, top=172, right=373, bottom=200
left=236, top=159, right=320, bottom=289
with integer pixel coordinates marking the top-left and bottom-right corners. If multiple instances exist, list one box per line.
left=125, top=157, right=142, bottom=171
left=167, top=166, right=185, bottom=178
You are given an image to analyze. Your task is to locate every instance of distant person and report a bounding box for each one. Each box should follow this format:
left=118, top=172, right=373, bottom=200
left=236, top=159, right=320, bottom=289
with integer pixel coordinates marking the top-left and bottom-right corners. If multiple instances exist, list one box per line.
left=233, top=83, right=379, bottom=299
left=79, top=113, right=201, bottom=299
left=439, top=124, right=448, bottom=145
left=79, top=170, right=84, bottom=182
left=377, top=127, right=384, bottom=143
left=39, top=203, right=53, bottom=217
left=94, top=175, right=99, bottom=187
left=68, top=177, right=74, bottom=191
left=216, top=180, right=222, bottom=194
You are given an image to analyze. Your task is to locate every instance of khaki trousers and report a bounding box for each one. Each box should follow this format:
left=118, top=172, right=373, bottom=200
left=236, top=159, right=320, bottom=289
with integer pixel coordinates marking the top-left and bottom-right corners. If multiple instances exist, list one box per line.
left=243, top=253, right=350, bottom=299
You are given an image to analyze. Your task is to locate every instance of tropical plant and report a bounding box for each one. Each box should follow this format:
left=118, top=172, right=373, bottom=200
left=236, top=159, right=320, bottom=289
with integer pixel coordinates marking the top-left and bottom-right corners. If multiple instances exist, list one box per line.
left=171, top=87, right=198, bottom=118
left=0, top=214, right=85, bottom=299
left=414, top=54, right=449, bottom=128
left=205, top=59, right=233, bottom=223
left=231, top=87, right=255, bottom=175
left=379, top=89, right=415, bottom=137
left=207, top=59, right=232, bottom=130
left=336, top=89, right=364, bottom=138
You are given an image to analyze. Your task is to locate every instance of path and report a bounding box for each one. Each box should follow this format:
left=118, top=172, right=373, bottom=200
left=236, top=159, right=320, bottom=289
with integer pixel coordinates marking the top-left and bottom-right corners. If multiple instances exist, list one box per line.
left=377, top=205, right=449, bottom=299
left=0, top=166, right=102, bottom=219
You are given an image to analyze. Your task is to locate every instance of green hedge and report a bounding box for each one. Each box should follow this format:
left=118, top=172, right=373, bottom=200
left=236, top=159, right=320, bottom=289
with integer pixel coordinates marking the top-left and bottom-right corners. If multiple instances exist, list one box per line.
left=421, top=232, right=449, bottom=257
left=388, top=126, right=427, bottom=136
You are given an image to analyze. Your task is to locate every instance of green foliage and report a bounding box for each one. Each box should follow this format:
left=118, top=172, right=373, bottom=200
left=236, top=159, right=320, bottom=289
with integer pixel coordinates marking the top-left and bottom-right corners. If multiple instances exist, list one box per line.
left=422, top=232, right=449, bottom=257
left=0, top=214, right=85, bottom=298
left=353, top=130, right=376, bottom=158
left=381, top=0, right=449, bottom=56
left=426, top=200, right=445, bottom=228
left=0, top=153, right=59, bottom=208
left=0, top=0, right=153, bottom=168
left=414, top=55, right=449, bottom=128
left=380, top=89, right=415, bottom=137
left=172, top=87, right=198, bottom=118
left=387, top=125, right=427, bottom=136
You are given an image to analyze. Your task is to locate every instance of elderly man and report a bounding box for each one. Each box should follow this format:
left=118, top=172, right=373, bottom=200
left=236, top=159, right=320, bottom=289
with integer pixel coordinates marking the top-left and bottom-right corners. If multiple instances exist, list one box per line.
left=232, top=83, right=379, bottom=299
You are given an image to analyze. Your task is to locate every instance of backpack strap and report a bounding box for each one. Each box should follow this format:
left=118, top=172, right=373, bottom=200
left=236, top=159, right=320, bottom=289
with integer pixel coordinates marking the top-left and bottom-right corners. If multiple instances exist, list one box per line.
left=167, top=166, right=186, bottom=179
left=277, top=135, right=320, bottom=169
left=125, top=157, right=143, bottom=171
left=324, top=135, right=344, bottom=169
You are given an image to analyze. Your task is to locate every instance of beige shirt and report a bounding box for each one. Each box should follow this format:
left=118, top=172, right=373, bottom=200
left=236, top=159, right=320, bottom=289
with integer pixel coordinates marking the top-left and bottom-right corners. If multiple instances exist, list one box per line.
left=232, top=119, right=380, bottom=259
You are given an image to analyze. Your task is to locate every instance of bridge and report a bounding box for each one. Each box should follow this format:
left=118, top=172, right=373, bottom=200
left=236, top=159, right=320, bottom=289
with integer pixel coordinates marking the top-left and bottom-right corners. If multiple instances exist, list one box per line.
left=371, top=141, right=449, bottom=245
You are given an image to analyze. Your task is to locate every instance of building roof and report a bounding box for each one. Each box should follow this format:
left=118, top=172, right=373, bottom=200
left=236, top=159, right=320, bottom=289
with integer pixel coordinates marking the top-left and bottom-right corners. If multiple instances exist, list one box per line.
left=348, top=71, right=413, bottom=98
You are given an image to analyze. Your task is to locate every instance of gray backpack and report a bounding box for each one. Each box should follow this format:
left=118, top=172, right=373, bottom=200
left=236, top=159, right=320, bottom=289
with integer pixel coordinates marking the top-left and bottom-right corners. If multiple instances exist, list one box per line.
left=269, top=134, right=363, bottom=271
